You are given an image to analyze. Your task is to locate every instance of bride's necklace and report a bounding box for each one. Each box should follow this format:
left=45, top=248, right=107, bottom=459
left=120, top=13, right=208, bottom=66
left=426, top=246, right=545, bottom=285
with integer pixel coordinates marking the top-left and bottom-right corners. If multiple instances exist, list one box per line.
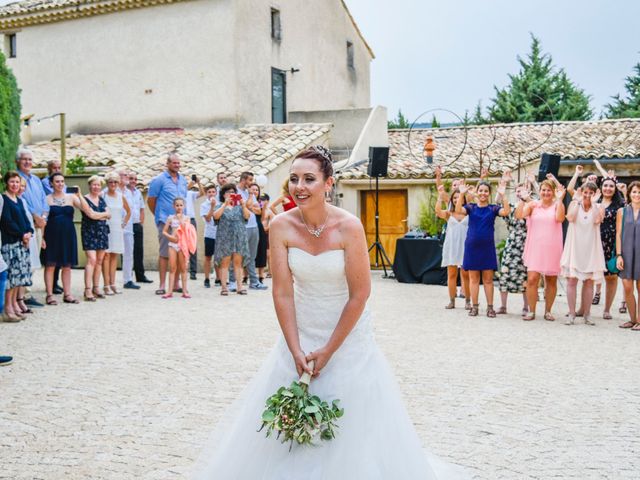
left=299, top=209, right=329, bottom=238
left=52, top=195, right=66, bottom=206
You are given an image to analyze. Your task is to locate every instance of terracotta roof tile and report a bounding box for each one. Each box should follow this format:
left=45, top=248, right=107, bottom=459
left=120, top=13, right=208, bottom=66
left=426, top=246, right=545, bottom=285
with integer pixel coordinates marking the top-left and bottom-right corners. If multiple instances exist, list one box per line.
left=337, top=118, right=640, bottom=180
left=29, top=123, right=332, bottom=187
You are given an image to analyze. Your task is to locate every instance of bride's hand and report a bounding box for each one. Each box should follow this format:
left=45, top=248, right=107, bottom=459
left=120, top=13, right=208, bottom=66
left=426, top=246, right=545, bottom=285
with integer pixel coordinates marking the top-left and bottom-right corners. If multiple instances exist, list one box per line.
left=292, top=350, right=312, bottom=378
left=306, top=347, right=333, bottom=378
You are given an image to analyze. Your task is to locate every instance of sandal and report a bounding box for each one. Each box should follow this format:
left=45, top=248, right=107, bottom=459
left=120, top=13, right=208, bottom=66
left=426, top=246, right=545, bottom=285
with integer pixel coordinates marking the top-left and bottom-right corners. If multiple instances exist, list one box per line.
left=486, top=305, right=496, bottom=318
left=161, top=293, right=173, bottom=299
left=46, top=295, right=58, bottom=306
left=104, top=286, right=115, bottom=296
left=544, top=312, right=555, bottom=322
left=592, top=292, right=601, bottom=305
left=445, top=299, right=455, bottom=309
left=63, top=295, right=79, bottom=304
left=522, top=312, right=536, bottom=321
left=631, top=323, right=640, bottom=331
left=496, top=306, right=507, bottom=315
left=237, top=289, right=248, bottom=295
left=603, top=311, right=612, bottom=320
left=182, top=293, right=192, bottom=299
left=221, top=288, right=229, bottom=296
left=619, top=321, right=636, bottom=329
left=92, top=288, right=105, bottom=299
left=464, top=299, right=472, bottom=310
left=16, top=297, right=33, bottom=314
left=155, top=289, right=166, bottom=295
left=619, top=302, right=627, bottom=314
left=468, top=304, right=479, bottom=317
left=584, top=315, right=595, bottom=326
left=110, top=285, right=122, bottom=295
left=565, top=315, right=576, bottom=326
left=84, top=288, right=96, bottom=302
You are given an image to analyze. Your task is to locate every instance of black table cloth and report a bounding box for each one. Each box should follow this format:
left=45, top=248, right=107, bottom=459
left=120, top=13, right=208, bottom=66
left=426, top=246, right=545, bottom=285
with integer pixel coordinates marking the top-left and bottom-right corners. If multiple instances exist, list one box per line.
left=392, top=238, right=447, bottom=285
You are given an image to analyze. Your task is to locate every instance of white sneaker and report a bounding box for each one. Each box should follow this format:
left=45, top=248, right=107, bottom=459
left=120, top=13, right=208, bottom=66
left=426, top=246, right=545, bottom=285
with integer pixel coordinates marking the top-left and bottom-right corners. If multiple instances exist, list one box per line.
left=564, top=315, right=575, bottom=326
left=584, top=315, right=595, bottom=326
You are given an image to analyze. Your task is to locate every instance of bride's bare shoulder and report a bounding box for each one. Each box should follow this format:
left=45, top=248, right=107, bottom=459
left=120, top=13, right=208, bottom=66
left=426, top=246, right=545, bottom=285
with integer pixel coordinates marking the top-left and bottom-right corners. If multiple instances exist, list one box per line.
left=269, top=209, right=299, bottom=232
left=331, top=206, right=362, bottom=230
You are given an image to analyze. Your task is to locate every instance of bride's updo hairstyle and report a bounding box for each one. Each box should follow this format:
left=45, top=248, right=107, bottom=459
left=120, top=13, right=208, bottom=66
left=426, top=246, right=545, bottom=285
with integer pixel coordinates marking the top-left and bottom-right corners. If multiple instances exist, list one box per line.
left=293, top=146, right=333, bottom=180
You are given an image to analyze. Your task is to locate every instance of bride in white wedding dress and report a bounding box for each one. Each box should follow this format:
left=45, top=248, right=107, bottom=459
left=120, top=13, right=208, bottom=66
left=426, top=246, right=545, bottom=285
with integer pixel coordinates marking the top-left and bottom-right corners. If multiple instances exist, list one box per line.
left=192, top=147, right=469, bottom=480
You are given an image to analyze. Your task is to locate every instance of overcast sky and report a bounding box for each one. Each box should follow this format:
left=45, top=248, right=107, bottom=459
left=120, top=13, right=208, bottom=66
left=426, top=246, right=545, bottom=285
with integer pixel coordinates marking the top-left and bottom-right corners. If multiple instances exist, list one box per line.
left=345, top=0, right=640, bottom=123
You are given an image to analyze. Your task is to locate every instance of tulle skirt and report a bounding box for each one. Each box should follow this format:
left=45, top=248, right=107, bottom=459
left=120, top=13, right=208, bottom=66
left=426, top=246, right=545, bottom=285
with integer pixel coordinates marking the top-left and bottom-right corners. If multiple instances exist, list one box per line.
left=191, top=337, right=469, bottom=480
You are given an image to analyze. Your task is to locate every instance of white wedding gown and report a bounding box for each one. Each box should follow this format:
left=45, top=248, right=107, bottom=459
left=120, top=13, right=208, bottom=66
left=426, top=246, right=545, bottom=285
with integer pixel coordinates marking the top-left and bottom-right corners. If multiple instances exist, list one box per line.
left=192, top=248, right=469, bottom=479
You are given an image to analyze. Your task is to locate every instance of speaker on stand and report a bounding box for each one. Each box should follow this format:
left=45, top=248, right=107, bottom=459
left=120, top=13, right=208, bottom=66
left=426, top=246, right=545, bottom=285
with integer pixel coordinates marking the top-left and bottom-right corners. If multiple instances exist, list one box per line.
left=537, top=153, right=561, bottom=182
left=367, top=147, right=394, bottom=278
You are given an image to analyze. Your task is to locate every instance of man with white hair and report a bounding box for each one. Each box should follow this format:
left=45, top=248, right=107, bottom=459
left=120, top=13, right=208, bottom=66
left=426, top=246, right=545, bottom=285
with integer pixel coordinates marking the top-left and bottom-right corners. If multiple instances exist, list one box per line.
left=16, top=147, right=47, bottom=307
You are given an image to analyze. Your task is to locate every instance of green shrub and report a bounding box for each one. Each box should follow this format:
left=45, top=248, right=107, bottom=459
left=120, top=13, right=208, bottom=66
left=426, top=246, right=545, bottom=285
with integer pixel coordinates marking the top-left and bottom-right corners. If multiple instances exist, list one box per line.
left=0, top=51, right=21, bottom=175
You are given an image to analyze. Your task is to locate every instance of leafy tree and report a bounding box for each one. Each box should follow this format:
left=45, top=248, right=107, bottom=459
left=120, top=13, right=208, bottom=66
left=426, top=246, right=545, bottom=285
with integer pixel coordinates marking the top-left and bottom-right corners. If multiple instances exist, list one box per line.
left=488, top=35, right=593, bottom=123
left=430, top=115, right=440, bottom=128
left=388, top=109, right=410, bottom=129
left=0, top=51, right=21, bottom=174
left=605, top=61, right=640, bottom=118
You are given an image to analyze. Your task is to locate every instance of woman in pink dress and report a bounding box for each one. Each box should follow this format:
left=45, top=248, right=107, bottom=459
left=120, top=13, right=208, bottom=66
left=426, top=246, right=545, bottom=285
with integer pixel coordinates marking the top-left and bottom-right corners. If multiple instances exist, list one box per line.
left=518, top=180, right=566, bottom=321
left=561, top=183, right=605, bottom=325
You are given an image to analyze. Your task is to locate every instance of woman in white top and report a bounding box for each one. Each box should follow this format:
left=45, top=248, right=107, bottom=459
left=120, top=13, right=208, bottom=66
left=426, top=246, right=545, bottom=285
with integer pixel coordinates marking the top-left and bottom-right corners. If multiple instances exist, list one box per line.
left=102, top=172, right=130, bottom=295
left=435, top=186, right=470, bottom=309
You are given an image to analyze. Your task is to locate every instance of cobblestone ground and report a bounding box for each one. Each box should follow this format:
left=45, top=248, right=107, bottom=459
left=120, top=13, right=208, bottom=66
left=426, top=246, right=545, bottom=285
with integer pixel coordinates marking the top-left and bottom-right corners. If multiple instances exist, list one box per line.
left=1, top=271, right=638, bottom=480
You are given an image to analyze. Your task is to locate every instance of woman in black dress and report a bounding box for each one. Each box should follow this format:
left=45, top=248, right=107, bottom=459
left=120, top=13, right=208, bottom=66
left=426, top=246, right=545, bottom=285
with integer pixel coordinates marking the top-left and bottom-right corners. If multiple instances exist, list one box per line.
left=250, top=183, right=268, bottom=282
left=1, top=172, right=34, bottom=322
left=81, top=175, right=112, bottom=301
left=596, top=177, right=625, bottom=319
left=43, top=173, right=107, bottom=305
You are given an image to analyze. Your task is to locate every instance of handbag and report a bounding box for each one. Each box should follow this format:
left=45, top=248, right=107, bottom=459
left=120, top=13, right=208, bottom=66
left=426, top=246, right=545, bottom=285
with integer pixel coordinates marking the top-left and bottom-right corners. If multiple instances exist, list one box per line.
left=606, top=206, right=625, bottom=274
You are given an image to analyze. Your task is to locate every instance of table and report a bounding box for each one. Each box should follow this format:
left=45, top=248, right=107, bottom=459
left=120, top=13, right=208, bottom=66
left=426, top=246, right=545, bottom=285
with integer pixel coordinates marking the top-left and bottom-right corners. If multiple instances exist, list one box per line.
left=392, top=238, right=447, bottom=285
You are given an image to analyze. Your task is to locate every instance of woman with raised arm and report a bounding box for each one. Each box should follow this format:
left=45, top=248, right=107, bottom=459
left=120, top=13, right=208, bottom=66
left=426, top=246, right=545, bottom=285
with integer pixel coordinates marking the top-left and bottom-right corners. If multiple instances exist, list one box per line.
left=192, top=146, right=470, bottom=479
left=595, top=177, right=625, bottom=318
left=616, top=181, right=640, bottom=330
left=561, top=184, right=605, bottom=326
left=455, top=178, right=510, bottom=318
left=269, top=177, right=297, bottom=215
left=518, top=180, right=566, bottom=321
left=435, top=185, right=470, bottom=310
left=43, top=173, right=106, bottom=305
left=497, top=183, right=531, bottom=316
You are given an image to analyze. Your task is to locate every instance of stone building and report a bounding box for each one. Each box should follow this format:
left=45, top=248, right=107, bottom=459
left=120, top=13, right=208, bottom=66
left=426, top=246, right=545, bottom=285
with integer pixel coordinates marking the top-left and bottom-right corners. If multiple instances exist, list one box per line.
left=0, top=0, right=374, bottom=141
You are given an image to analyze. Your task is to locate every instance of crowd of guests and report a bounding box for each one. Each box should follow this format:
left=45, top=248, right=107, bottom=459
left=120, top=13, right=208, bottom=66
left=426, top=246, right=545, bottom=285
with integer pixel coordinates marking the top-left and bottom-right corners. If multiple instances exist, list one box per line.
left=0, top=149, right=296, bottom=365
left=435, top=161, right=640, bottom=331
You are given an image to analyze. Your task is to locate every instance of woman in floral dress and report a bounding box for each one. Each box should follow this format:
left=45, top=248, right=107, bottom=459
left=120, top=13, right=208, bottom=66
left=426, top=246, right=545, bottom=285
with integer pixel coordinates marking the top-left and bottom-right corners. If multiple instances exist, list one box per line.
left=498, top=184, right=530, bottom=315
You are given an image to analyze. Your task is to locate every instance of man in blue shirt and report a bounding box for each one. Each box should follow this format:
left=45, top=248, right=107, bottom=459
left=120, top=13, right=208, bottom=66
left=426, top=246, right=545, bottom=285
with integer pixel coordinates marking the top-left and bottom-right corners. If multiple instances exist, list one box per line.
left=41, top=159, right=62, bottom=195
left=147, top=153, right=188, bottom=294
left=16, top=148, right=48, bottom=307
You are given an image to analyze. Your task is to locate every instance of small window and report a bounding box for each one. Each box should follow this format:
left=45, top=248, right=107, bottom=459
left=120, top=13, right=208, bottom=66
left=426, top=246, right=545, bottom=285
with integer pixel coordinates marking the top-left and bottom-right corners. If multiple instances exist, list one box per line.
left=347, top=41, right=354, bottom=69
left=8, top=34, right=17, bottom=58
left=271, top=8, right=281, bottom=41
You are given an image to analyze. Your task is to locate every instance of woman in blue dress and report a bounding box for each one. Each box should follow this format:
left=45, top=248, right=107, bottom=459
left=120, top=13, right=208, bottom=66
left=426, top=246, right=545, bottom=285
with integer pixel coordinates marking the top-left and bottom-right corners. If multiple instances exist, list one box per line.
left=455, top=179, right=510, bottom=317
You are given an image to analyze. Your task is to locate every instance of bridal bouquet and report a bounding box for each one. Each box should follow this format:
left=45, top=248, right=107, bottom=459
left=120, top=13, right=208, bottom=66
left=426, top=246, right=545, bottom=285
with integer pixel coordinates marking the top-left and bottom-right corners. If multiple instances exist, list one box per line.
left=259, top=360, right=344, bottom=449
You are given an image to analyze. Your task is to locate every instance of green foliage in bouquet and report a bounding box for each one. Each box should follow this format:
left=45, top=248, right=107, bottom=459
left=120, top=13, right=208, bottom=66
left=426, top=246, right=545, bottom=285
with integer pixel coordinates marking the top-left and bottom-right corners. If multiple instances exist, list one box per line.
left=259, top=380, right=344, bottom=450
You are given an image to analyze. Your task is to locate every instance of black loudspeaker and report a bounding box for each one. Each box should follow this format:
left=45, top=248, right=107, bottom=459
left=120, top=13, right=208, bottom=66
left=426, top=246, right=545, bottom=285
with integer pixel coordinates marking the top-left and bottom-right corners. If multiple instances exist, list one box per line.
left=538, top=153, right=561, bottom=182
left=367, top=146, right=389, bottom=177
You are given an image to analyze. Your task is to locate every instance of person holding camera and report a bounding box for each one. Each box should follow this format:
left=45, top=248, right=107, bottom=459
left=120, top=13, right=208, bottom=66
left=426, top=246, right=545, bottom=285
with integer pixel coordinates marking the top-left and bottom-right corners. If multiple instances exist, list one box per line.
left=42, top=173, right=102, bottom=305
left=213, top=183, right=251, bottom=295
left=186, top=174, right=205, bottom=280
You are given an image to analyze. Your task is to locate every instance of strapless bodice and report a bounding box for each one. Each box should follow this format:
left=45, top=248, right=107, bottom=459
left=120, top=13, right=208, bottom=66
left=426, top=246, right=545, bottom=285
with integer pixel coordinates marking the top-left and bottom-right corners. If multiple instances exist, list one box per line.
left=287, top=247, right=372, bottom=353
